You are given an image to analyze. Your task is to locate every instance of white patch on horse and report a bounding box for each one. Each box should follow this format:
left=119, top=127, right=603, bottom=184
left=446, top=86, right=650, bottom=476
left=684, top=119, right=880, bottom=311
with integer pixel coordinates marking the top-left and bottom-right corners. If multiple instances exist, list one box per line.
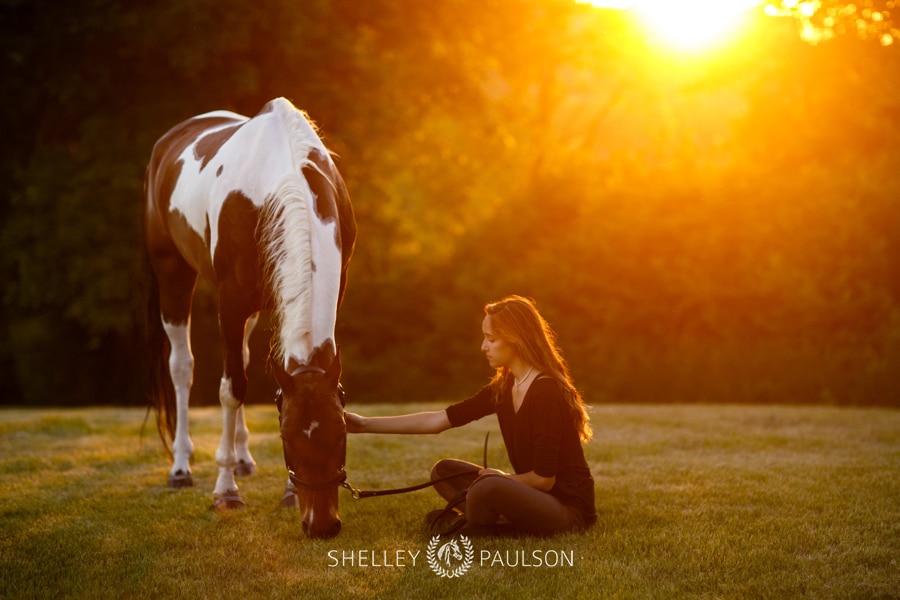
left=303, top=420, right=319, bottom=439
left=306, top=192, right=342, bottom=363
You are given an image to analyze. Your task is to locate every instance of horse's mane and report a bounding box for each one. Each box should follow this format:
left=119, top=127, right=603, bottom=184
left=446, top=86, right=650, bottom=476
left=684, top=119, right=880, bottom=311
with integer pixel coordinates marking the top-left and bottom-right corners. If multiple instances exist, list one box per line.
left=258, top=98, right=330, bottom=367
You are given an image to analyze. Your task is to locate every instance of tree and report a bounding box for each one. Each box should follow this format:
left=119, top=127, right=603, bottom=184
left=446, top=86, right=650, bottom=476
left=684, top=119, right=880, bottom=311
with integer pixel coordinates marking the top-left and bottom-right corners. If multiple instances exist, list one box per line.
left=1, top=0, right=898, bottom=407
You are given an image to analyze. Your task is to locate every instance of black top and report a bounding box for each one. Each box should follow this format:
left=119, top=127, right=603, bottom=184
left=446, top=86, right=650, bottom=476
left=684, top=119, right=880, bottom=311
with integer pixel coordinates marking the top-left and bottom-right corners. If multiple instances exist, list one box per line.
left=445, top=377, right=597, bottom=526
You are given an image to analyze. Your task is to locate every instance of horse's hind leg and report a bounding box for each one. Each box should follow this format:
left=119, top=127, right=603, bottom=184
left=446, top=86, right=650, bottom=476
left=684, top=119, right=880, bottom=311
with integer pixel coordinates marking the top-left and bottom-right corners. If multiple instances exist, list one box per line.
left=234, top=312, right=259, bottom=477
left=155, top=257, right=198, bottom=489
left=164, top=319, right=195, bottom=487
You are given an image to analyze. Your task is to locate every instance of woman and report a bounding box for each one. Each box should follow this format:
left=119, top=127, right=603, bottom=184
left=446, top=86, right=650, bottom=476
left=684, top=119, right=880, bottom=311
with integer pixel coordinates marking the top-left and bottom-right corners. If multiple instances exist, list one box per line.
left=345, top=295, right=597, bottom=537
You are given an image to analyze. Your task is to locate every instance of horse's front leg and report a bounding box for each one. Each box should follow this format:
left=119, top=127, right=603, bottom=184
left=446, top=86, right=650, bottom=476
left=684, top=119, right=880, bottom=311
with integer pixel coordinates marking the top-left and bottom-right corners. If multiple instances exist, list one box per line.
left=213, top=376, right=245, bottom=510
left=234, top=313, right=260, bottom=477
left=213, top=306, right=254, bottom=510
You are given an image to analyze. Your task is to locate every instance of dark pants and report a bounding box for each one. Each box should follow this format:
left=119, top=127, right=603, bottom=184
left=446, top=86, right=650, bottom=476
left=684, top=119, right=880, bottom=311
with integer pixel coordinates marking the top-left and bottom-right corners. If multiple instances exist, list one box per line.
left=430, top=458, right=585, bottom=536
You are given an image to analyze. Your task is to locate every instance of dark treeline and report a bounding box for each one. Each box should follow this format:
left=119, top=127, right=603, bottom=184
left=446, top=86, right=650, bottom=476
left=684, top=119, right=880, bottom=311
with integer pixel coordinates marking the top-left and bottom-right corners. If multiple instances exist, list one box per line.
left=1, top=0, right=899, bottom=407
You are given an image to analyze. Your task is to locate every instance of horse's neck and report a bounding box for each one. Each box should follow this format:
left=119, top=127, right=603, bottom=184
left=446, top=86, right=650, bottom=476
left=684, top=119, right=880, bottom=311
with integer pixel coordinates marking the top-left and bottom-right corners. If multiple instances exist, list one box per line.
left=262, top=103, right=342, bottom=368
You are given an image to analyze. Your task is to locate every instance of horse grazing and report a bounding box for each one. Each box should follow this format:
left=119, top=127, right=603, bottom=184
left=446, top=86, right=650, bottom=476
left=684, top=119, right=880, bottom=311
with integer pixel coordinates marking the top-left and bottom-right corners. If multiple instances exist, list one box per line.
left=143, top=97, right=356, bottom=539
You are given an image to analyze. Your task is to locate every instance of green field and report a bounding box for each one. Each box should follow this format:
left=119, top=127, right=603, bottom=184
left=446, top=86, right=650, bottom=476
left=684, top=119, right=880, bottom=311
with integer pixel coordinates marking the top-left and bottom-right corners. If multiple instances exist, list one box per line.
left=0, top=403, right=898, bottom=599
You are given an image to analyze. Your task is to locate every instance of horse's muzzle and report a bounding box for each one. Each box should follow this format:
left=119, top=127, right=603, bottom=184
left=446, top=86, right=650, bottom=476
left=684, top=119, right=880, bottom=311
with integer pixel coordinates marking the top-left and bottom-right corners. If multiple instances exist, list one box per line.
left=303, top=517, right=342, bottom=539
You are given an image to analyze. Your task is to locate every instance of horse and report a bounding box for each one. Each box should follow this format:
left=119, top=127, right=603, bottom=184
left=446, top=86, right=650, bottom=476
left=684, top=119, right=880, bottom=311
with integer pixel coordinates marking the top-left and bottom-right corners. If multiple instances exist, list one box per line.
left=143, top=97, right=356, bottom=539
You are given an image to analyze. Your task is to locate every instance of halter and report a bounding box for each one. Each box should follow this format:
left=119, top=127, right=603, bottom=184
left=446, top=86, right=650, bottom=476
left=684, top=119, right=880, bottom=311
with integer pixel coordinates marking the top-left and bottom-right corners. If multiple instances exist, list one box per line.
left=289, top=467, right=359, bottom=496
left=279, top=374, right=357, bottom=496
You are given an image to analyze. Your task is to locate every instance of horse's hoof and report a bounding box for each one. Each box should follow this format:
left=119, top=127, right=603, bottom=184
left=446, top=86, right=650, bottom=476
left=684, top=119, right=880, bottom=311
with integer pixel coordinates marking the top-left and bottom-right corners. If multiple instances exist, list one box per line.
left=168, top=471, right=193, bottom=488
left=234, top=460, right=257, bottom=477
left=280, top=489, right=300, bottom=509
left=213, top=491, right=246, bottom=511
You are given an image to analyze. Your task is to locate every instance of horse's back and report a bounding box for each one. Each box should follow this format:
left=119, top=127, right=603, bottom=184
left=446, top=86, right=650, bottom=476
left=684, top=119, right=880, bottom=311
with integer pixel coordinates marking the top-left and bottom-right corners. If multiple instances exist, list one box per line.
left=146, top=110, right=247, bottom=198
left=145, top=99, right=328, bottom=276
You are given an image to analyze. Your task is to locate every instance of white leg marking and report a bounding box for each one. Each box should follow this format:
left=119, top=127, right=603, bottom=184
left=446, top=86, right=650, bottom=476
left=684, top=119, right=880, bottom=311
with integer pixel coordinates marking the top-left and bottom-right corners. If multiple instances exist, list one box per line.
left=214, top=377, right=240, bottom=496
left=163, top=321, right=194, bottom=477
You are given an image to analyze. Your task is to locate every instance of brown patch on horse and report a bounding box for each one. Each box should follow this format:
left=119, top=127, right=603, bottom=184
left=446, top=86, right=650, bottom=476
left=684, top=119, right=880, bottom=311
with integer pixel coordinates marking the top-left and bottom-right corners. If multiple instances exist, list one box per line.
left=148, top=158, right=183, bottom=223
left=304, top=149, right=340, bottom=227
left=194, top=123, right=243, bottom=170
left=213, top=190, right=264, bottom=296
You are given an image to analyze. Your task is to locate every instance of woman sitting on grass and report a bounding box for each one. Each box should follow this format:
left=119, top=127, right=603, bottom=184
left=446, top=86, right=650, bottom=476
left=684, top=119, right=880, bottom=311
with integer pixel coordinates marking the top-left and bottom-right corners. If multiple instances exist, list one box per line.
left=345, top=295, right=596, bottom=537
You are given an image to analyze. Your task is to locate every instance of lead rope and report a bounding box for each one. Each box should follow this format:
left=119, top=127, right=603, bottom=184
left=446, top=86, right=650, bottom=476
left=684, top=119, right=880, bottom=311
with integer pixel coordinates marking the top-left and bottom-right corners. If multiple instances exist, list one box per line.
left=341, top=432, right=490, bottom=500
left=422, top=431, right=491, bottom=534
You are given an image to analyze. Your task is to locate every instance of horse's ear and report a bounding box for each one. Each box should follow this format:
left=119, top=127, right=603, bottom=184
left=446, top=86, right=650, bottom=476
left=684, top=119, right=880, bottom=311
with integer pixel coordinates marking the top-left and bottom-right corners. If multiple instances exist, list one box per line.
left=326, top=348, right=342, bottom=385
left=273, top=360, right=294, bottom=394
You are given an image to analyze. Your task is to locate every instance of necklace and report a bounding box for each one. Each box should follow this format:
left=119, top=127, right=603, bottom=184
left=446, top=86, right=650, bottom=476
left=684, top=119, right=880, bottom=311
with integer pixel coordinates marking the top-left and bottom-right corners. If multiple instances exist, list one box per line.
left=514, top=367, right=534, bottom=388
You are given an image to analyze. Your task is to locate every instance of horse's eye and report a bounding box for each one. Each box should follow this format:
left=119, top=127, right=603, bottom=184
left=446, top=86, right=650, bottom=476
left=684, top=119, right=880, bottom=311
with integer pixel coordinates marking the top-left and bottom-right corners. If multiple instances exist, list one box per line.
left=337, top=383, right=346, bottom=407
left=275, top=390, right=284, bottom=412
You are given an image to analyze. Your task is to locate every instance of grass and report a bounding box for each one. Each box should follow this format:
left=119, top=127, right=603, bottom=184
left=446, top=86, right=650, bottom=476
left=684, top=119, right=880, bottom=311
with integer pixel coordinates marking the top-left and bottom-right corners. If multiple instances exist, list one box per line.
left=0, top=403, right=898, bottom=599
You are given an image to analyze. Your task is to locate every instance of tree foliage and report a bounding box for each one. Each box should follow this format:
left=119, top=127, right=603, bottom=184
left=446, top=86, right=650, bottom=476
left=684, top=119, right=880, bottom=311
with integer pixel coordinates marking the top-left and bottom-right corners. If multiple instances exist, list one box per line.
left=1, top=0, right=898, bottom=406
left=765, top=0, right=899, bottom=45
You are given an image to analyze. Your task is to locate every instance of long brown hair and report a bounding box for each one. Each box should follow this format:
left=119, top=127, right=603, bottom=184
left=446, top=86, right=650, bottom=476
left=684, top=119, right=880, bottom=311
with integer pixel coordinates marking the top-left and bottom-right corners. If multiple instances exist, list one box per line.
left=485, top=295, right=592, bottom=442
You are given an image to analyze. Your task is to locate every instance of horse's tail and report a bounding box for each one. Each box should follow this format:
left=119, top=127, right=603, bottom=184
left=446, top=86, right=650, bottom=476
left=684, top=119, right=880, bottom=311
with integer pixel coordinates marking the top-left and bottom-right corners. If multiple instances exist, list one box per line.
left=144, top=254, right=176, bottom=459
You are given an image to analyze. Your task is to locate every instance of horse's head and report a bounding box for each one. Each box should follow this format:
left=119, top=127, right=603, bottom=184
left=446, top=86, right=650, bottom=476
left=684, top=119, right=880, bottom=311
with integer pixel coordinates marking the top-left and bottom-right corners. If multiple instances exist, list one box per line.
left=275, top=349, right=346, bottom=539
left=438, top=540, right=463, bottom=565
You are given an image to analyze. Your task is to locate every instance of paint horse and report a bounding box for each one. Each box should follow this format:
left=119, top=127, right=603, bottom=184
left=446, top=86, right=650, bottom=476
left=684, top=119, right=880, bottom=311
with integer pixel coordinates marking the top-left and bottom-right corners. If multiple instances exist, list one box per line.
left=144, top=98, right=356, bottom=538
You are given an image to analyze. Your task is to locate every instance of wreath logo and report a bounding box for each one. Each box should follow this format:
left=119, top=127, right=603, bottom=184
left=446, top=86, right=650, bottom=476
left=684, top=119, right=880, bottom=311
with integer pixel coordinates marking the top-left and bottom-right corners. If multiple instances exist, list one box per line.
left=426, top=534, right=474, bottom=578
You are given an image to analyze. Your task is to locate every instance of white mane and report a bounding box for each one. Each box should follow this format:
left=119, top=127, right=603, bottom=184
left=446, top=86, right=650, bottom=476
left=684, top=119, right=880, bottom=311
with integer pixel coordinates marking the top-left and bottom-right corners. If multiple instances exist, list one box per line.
left=259, top=99, right=333, bottom=367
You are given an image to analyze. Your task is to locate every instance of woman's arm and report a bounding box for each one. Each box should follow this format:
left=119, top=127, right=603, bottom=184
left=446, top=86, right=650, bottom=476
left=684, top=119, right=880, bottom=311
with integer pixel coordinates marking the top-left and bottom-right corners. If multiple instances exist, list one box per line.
left=345, top=410, right=452, bottom=435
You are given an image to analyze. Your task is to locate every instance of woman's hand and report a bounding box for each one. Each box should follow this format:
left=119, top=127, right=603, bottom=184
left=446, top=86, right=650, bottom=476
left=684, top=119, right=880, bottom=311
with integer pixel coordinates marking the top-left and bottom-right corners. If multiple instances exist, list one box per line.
left=478, top=468, right=507, bottom=477
left=344, top=412, right=366, bottom=433
left=477, top=469, right=556, bottom=492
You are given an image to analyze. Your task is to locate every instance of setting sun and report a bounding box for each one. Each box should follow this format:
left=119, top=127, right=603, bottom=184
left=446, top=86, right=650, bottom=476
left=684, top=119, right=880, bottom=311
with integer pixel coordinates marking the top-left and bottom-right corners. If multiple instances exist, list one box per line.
left=577, top=0, right=759, bottom=52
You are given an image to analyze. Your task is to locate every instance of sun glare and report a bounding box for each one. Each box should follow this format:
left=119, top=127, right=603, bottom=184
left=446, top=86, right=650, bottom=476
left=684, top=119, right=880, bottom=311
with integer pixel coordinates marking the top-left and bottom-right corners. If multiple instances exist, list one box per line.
left=636, top=1, right=756, bottom=51
left=577, top=0, right=759, bottom=52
